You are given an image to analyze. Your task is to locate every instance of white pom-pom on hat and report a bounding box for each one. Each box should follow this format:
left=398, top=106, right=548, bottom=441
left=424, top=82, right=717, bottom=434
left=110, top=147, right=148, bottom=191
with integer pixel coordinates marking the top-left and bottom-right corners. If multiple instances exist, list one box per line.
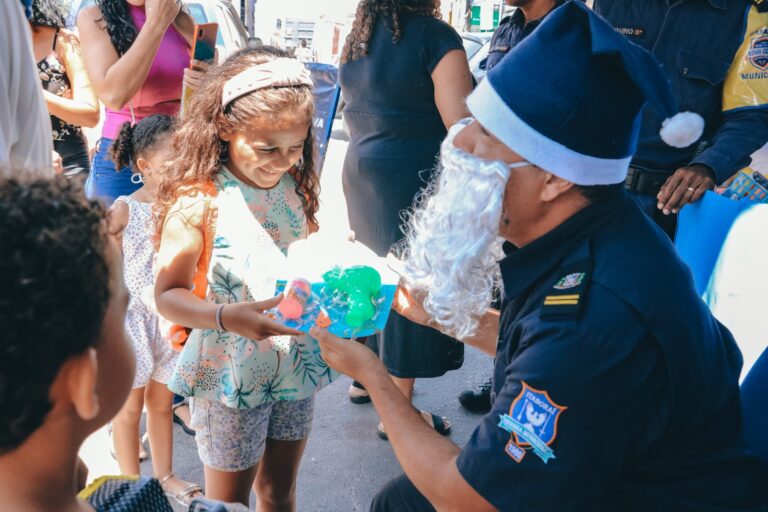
left=660, top=111, right=705, bottom=149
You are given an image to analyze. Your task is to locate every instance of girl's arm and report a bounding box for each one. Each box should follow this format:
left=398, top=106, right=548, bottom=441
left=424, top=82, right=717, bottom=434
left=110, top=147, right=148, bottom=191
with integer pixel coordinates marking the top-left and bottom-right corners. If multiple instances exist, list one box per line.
left=76, top=0, right=180, bottom=111
left=432, top=49, right=473, bottom=129
left=155, top=195, right=301, bottom=339
left=43, top=29, right=99, bottom=128
left=107, top=199, right=129, bottom=251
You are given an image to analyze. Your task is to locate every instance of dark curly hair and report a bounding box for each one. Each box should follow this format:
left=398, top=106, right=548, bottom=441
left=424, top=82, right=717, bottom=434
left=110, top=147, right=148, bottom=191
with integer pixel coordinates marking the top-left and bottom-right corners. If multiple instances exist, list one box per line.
left=155, top=46, right=320, bottom=243
left=30, top=0, right=67, bottom=28
left=94, top=0, right=138, bottom=56
left=110, top=114, right=175, bottom=172
left=342, top=0, right=441, bottom=63
left=0, top=177, right=111, bottom=452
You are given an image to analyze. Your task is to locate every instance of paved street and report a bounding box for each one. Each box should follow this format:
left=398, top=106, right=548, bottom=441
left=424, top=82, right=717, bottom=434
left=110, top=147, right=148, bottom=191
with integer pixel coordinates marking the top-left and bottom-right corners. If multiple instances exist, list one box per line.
left=79, top=124, right=491, bottom=511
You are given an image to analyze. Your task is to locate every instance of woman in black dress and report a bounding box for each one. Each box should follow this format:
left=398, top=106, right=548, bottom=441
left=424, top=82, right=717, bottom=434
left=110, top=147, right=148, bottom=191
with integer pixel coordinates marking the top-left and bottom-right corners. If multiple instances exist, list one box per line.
left=340, top=0, right=473, bottom=437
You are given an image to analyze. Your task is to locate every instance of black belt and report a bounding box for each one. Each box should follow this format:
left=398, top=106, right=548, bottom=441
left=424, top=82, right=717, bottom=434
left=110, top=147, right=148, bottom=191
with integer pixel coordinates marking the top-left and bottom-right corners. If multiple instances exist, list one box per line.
left=624, top=166, right=669, bottom=196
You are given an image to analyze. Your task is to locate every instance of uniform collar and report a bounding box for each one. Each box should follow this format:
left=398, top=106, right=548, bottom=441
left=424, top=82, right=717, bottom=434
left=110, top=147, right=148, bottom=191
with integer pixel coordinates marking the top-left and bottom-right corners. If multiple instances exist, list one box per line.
left=499, top=189, right=626, bottom=300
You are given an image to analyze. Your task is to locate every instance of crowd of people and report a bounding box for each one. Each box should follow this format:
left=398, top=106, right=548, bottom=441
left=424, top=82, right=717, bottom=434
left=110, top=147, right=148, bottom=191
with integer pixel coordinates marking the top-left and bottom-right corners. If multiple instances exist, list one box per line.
left=1, top=0, right=767, bottom=511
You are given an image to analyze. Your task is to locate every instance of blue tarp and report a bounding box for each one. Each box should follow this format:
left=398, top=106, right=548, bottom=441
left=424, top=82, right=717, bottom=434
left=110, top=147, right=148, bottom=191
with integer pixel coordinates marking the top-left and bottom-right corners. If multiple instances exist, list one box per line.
left=307, top=63, right=341, bottom=177
left=675, top=191, right=760, bottom=295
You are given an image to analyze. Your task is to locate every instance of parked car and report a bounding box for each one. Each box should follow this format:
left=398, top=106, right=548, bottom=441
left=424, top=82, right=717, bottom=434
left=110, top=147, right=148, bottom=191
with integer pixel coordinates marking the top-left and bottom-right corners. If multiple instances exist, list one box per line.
left=462, top=32, right=492, bottom=83
left=184, top=0, right=249, bottom=62
left=461, top=33, right=492, bottom=60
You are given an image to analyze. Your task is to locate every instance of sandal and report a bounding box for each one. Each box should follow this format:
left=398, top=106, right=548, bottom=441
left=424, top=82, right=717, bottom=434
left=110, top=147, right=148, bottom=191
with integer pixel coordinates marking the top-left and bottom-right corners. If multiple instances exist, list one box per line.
left=348, top=381, right=371, bottom=404
left=160, top=472, right=204, bottom=507
left=172, top=401, right=196, bottom=437
left=378, top=411, right=452, bottom=440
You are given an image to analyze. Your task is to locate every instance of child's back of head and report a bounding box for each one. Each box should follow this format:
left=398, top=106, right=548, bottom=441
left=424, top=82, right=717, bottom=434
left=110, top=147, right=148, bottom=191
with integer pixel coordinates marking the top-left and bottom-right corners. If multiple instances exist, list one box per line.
left=0, top=176, right=135, bottom=511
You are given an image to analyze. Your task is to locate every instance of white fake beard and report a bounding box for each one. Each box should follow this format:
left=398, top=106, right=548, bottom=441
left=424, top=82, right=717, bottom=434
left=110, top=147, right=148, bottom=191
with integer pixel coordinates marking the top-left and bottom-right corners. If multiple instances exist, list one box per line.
left=400, top=121, right=510, bottom=340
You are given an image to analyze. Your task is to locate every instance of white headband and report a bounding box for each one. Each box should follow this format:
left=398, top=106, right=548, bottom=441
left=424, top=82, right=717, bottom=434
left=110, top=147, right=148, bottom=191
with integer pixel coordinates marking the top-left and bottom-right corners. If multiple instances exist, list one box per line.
left=222, top=58, right=313, bottom=108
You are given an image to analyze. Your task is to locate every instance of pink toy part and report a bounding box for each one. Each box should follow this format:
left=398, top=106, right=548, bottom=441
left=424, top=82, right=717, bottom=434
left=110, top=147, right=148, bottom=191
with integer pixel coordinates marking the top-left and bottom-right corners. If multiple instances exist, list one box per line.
left=278, top=278, right=312, bottom=319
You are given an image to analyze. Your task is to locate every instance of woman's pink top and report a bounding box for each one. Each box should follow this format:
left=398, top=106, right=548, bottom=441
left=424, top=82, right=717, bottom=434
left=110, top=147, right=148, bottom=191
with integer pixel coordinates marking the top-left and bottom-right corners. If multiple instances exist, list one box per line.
left=102, top=5, right=190, bottom=139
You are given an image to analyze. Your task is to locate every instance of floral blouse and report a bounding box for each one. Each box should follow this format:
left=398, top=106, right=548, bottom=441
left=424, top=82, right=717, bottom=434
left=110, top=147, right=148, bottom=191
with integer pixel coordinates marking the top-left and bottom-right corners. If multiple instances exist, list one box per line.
left=169, top=167, right=337, bottom=408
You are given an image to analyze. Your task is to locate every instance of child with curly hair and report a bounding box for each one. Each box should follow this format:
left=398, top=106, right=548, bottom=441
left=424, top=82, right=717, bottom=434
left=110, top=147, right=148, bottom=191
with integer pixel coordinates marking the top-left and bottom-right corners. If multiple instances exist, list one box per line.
left=154, top=47, right=335, bottom=507
left=0, top=176, right=136, bottom=511
left=108, top=114, right=203, bottom=506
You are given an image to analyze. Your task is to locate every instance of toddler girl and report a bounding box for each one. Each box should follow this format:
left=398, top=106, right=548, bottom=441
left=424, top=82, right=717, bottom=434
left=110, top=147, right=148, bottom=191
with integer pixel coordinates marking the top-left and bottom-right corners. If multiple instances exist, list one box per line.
left=108, top=114, right=203, bottom=506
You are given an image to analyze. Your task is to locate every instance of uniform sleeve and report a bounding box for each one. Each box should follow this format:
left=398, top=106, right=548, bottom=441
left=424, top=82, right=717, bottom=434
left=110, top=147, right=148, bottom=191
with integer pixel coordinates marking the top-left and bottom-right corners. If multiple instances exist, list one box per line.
left=691, top=5, right=768, bottom=183
left=456, top=285, right=668, bottom=510
left=421, top=19, right=465, bottom=74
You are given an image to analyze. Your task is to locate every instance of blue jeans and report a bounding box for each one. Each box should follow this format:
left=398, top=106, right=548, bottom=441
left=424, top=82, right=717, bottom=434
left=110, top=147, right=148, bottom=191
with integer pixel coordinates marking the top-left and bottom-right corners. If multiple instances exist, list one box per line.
left=87, top=138, right=141, bottom=205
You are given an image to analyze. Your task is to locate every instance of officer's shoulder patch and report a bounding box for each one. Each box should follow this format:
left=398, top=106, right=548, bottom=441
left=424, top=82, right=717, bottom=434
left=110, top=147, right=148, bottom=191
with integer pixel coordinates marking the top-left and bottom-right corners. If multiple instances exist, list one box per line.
left=498, top=381, right=567, bottom=464
left=541, top=264, right=591, bottom=320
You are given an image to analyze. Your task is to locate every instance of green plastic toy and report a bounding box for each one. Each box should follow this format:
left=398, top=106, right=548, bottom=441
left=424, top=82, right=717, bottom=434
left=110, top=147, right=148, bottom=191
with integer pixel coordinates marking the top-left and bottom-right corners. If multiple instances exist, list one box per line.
left=322, top=265, right=382, bottom=327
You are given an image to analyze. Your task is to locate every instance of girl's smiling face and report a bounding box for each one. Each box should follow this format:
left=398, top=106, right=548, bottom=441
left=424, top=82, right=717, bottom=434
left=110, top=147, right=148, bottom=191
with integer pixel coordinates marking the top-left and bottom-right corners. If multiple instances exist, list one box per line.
left=221, top=120, right=310, bottom=189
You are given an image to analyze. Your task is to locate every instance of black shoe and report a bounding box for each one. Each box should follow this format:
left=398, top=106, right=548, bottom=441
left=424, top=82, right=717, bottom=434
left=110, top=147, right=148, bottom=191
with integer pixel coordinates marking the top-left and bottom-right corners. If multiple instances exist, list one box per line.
left=348, top=380, right=371, bottom=404
left=458, top=378, right=492, bottom=413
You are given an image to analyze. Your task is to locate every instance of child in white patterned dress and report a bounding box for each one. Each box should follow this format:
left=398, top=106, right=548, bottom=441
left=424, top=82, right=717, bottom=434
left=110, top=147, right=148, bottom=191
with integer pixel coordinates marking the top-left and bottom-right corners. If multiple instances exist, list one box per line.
left=107, top=115, right=203, bottom=507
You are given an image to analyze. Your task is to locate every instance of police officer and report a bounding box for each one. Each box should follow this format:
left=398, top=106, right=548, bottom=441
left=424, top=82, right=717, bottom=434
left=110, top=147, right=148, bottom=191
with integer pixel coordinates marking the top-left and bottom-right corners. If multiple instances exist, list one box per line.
left=593, top=0, right=768, bottom=237
left=482, top=0, right=563, bottom=74
left=458, top=0, right=571, bottom=415
left=311, top=3, right=768, bottom=510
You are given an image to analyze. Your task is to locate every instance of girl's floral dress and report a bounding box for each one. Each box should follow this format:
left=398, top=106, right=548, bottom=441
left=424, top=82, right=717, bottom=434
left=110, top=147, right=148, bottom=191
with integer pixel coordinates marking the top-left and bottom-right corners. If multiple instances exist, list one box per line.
left=169, top=167, right=337, bottom=408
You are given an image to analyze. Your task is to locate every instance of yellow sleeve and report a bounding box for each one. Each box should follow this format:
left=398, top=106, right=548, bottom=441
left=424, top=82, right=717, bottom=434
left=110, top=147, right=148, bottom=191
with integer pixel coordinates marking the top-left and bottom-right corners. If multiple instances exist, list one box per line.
left=723, top=5, right=768, bottom=112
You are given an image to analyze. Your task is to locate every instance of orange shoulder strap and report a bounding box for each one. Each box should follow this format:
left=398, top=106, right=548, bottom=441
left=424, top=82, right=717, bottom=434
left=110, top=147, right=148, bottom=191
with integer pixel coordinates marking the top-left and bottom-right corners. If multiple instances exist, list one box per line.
left=166, top=180, right=219, bottom=350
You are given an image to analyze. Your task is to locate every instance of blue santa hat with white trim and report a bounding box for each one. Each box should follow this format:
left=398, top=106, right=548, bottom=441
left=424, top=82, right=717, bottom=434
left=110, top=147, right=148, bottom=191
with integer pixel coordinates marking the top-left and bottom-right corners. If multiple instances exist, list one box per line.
left=466, top=1, right=704, bottom=186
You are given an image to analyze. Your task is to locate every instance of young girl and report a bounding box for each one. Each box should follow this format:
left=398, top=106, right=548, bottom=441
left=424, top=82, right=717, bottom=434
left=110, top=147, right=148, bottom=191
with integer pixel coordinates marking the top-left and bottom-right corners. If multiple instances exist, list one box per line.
left=154, top=48, right=336, bottom=507
left=108, top=114, right=203, bottom=506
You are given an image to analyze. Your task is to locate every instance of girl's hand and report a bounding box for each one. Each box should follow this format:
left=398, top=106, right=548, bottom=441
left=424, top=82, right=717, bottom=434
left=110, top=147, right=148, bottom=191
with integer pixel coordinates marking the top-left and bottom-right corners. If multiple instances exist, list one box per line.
left=222, top=295, right=302, bottom=340
left=144, top=0, right=181, bottom=32
left=183, top=59, right=212, bottom=94
left=52, top=150, right=63, bottom=175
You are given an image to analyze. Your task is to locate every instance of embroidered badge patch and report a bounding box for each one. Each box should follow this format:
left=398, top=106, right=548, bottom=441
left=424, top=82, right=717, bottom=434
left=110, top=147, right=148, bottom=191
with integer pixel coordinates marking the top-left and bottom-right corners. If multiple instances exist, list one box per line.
left=553, top=273, right=585, bottom=290
left=498, top=382, right=567, bottom=464
left=749, top=34, right=768, bottom=70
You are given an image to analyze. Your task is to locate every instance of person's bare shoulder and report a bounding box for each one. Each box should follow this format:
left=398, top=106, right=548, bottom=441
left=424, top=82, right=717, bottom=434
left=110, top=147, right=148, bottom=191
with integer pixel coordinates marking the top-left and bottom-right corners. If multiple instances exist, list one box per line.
left=76, top=4, right=104, bottom=33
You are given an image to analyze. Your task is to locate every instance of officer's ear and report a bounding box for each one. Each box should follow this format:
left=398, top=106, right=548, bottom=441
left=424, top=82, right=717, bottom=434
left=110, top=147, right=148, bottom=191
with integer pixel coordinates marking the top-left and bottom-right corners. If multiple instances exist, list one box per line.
left=539, top=171, right=577, bottom=203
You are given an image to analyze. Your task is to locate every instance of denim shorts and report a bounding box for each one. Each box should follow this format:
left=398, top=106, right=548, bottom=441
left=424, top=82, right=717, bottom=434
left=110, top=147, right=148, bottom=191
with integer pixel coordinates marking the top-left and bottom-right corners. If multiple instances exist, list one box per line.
left=88, top=138, right=141, bottom=205
left=190, top=396, right=315, bottom=472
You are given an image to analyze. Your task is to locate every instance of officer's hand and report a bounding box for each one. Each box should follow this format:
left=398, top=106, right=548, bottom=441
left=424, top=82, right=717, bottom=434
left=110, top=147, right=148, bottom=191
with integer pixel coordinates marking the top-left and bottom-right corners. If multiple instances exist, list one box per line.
left=310, top=326, right=383, bottom=381
left=393, top=285, right=437, bottom=329
left=657, top=164, right=715, bottom=215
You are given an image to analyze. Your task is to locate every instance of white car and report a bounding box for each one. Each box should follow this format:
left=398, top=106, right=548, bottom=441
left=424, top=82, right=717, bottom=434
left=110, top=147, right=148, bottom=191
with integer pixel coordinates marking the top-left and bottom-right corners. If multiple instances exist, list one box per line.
left=184, top=0, right=249, bottom=62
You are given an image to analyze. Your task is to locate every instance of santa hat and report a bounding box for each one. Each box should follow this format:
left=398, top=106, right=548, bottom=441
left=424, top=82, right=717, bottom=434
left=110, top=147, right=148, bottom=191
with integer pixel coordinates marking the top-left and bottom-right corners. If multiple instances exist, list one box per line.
left=466, top=1, right=704, bottom=186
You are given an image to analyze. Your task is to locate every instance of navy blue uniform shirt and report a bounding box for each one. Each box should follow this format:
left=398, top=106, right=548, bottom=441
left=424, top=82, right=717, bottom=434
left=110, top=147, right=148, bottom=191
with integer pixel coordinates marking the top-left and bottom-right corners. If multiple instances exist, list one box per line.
left=593, top=0, right=768, bottom=184
left=456, top=190, right=768, bottom=510
left=485, top=0, right=566, bottom=71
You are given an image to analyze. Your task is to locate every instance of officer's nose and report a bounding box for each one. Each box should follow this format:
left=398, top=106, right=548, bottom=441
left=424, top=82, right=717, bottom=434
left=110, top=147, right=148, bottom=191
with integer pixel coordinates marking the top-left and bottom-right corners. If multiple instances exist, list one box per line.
left=453, top=121, right=478, bottom=153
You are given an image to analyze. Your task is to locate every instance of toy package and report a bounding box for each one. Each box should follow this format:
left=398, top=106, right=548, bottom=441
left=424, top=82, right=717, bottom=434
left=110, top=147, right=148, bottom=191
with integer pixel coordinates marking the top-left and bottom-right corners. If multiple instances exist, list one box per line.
left=722, top=169, right=768, bottom=203
left=268, top=234, right=399, bottom=338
